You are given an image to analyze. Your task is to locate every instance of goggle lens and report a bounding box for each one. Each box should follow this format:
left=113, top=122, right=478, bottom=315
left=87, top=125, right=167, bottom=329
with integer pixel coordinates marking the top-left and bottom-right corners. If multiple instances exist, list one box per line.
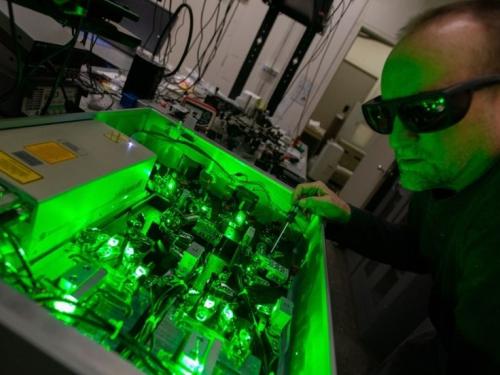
left=399, top=95, right=449, bottom=132
left=362, top=92, right=472, bottom=134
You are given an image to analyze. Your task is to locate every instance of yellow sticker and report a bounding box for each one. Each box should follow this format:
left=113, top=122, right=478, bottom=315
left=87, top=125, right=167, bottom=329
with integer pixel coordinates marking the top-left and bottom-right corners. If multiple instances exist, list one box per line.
left=0, top=151, right=42, bottom=184
left=25, top=142, right=76, bottom=164
left=104, top=131, right=129, bottom=143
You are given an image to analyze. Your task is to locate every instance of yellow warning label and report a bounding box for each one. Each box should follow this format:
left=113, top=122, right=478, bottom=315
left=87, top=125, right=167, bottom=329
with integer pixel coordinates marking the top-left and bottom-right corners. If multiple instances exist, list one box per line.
left=25, top=142, right=76, bottom=164
left=0, top=151, right=42, bottom=184
left=104, top=131, right=129, bottom=143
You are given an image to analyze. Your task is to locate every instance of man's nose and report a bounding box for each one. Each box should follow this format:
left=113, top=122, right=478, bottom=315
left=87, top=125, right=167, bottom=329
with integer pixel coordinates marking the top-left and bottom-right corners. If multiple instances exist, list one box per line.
left=389, top=117, right=419, bottom=150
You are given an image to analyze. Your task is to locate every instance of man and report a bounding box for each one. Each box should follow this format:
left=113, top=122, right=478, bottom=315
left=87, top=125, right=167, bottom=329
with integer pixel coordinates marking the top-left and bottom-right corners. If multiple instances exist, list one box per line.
left=293, top=1, right=500, bottom=374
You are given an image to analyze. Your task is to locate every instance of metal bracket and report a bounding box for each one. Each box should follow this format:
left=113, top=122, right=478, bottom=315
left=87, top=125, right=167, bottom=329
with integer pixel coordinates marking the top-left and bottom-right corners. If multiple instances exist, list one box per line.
left=267, top=26, right=316, bottom=115
left=228, top=6, right=280, bottom=99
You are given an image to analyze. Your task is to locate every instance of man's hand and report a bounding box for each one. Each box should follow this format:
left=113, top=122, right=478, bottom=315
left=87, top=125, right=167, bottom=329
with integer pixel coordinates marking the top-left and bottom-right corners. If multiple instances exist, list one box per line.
left=293, top=181, right=351, bottom=223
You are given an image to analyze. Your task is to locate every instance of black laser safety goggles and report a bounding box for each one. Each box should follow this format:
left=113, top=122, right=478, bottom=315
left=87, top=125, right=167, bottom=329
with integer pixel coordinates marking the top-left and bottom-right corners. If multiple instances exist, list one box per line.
left=362, top=75, right=500, bottom=135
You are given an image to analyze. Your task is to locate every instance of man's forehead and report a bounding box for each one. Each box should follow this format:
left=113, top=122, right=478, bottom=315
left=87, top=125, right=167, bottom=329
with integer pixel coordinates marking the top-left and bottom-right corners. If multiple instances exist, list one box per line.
left=381, top=48, right=447, bottom=99
left=381, top=16, right=487, bottom=99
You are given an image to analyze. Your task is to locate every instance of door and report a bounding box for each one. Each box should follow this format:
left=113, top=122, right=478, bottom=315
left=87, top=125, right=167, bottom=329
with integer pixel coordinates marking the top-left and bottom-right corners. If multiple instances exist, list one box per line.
left=339, top=132, right=394, bottom=208
left=310, top=60, right=377, bottom=130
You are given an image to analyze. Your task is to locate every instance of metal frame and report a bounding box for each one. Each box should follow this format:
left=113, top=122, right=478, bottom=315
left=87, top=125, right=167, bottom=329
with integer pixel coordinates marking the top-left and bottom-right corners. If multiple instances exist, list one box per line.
left=267, top=26, right=316, bottom=115
left=228, top=3, right=319, bottom=116
left=228, top=6, right=280, bottom=100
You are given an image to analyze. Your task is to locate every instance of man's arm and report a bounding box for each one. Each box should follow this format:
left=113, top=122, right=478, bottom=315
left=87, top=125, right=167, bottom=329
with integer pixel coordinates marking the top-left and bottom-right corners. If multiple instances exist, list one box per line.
left=294, top=181, right=429, bottom=274
left=327, top=206, right=428, bottom=273
left=448, top=225, right=500, bottom=373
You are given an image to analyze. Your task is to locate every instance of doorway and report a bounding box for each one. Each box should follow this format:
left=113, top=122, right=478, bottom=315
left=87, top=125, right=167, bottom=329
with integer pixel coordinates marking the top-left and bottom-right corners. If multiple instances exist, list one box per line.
left=306, top=29, right=393, bottom=195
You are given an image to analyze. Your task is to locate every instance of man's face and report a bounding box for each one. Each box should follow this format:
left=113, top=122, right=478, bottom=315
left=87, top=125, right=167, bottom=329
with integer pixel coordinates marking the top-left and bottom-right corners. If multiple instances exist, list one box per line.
left=381, top=17, right=500, bottom=191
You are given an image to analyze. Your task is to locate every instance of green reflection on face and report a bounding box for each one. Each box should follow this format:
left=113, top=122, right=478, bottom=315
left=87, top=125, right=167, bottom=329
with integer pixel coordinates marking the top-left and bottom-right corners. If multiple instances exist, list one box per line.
left=381, top=29, right=497, bottom=191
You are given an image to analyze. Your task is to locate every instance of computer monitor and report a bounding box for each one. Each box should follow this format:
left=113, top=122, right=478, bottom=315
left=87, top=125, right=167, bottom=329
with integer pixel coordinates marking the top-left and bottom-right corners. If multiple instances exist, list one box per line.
left=114, top=0, right=174, bottom=55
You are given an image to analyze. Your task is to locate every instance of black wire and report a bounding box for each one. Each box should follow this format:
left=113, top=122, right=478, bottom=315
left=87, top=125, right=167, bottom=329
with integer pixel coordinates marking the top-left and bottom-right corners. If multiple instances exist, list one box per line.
left=152, top=0, right=182, bottom=58
left=195, top=0, right=210, bottom=80
left=24, top=36, right=78, bottom=83
left=90, top=33, right=98, bottom=50
left=182, top=0, right=236, bottom=91
left=205, top=0, right=221, bottom=71
left=293, top=0, right=353, bottom=135
left=163, top=4, right=194, bottom=78
left=160, top=0, right=173, bottom=63
left=162, top=1, right=186, bottom=65
left=179, top=0, right=218, bottom=83
left=45, top=60, right=76, bottom=112
left=192, top=1, right=224, bottom=82
left=105, top=95, right=115, bottom=110
left=235, top=270, right=270, bottom=373
left=1, top=227, right=37, bottom=290
left=0, top=0, right=23, bottom=102
left=2, top=272, right=30, bottom=293
left=40, top=1, right=88, bottom=115
left=233, top=173, right=271, bottom=204
left=83, top=34, right=101, bottom=97
left=198, top=0, right=238, bottom=82
left=293, top=6, right=342, bottom=132
left=195, top=1, right=228, bottom=83
left=281, top=0, right=347, bottom=101
left=138, top=284, right=185, bottom=345
left=185, top=0, right=213, bottom=56
left=275, top=0, right=352, bottom=132
left=44, top=308, right=163, bottom=374
left=302, top=0, right=354, bottom=110
left=38, top=298, right=170, bottom=374
left=39, top=33, right=79, bottom=115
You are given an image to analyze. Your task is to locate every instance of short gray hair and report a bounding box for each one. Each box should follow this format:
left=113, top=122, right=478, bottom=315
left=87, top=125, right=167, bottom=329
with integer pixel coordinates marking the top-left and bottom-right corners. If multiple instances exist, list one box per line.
left=400, top=0, right=500, bottom=74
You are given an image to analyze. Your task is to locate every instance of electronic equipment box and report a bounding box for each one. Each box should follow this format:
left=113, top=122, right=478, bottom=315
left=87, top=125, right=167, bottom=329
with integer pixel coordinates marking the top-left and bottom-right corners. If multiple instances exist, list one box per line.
left=0, top=109, right=336, bottom=375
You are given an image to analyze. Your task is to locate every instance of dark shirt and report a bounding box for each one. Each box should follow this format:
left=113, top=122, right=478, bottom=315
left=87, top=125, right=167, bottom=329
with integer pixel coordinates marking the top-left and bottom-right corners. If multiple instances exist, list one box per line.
left=327, top=161, right=500, bottom=374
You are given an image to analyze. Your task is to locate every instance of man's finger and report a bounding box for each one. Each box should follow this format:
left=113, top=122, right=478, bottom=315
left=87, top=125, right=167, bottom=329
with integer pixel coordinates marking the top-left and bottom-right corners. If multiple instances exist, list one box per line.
left=293, top=182, right=320, bottom=201
left=298, top=196, right=323, bottom=209
left=293, top=183, right=308, bottom=202
left=293, top=181, right=325, bottom=201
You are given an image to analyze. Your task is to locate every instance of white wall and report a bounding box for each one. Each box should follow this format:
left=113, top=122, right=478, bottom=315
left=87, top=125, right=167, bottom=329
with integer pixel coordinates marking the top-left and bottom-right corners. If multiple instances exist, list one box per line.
left=157, top=0, right=371, bottom=136
left=273, top=0, right=463, bottom=136
left=345, top=36, right=392, bottom=78
left=330, top=37, right=391, bottom=148
left=159, top=0, right=305, bottom=97
left=362, top=0, right=458, bottom=44
left=270, top=1, right=372, bottom=135
left=158, top=0, right=459, bottom=137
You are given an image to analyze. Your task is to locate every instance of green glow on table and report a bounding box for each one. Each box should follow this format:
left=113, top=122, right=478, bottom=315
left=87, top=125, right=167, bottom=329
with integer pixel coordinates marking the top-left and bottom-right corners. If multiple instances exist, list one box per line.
left=107, top=238, right=119, bottom=247
left=95, top=109, right=294, bottom=222
left=224, top=225, right=238, bottom=241
left=180, top=354, right=204, bottom=374
left=53, top=295, right=77, bottom=314
left=203, top=297, right=215, bottom=309
left=235, top=210, right=246, bottom=226
left=239, top=329, right=252, bottom=343
left=124, top=245, right=135, bottom=257
left=0, top=109, right=334, bottom=375
left=59, top=278, right=76, bottom=292
left=222, top=305, right=234, bottom=320
left=134, top=266, right=147, bottom=279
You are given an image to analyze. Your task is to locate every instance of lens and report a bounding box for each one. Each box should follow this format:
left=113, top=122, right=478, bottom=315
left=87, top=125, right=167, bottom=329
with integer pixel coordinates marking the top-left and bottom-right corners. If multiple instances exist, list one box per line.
left=364, top=85, right=475, bottom=135
left=399, top=95, right=450, bottom=133
left=362, top=102, right=393, bottom=134
left=446, top=91, right=472, bottom=128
